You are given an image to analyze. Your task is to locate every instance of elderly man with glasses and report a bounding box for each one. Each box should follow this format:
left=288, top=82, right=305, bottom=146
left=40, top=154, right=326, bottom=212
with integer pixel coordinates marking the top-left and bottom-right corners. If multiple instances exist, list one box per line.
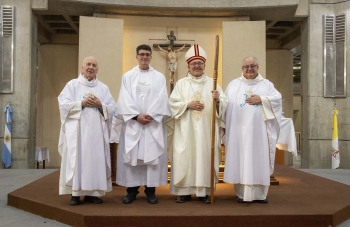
left=168, top=44, right=228, bottom=204
left=116, top=44, right=171, bottom=204
left=223, top=56, right=282, bottom=204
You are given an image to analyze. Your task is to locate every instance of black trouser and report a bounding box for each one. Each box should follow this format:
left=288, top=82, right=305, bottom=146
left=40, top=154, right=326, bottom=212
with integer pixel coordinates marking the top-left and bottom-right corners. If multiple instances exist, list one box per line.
left=127, top=186, right=155, bottom=195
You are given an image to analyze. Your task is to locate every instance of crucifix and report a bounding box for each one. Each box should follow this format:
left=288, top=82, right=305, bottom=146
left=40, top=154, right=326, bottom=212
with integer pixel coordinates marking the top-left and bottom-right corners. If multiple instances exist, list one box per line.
left=153, top=31, right=191, bottom=92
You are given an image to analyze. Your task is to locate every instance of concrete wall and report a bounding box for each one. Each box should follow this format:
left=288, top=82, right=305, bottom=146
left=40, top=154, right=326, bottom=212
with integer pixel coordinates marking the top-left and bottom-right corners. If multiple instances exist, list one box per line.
left=293, top=96, right=301, bottom=132
left=36, top=45, right=79, bottom=168
left=66, top=0, right=300, bottom=8
left=0, top=0, right=36, bottom=169
left=301, top=2, right=350, bottom=169
left=334, top=1, right=350, bottom=169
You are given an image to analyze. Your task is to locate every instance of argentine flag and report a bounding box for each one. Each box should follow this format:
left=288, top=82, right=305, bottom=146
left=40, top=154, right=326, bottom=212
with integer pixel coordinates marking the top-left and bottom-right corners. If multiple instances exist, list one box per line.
left=2, top=104, right=12, bottom=168
left=332, top=109, right=340, bottom=169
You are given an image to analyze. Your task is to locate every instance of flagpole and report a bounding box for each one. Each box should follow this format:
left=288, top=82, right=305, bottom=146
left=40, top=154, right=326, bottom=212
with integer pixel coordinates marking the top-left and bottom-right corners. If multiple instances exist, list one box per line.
left=210, top=35, right=219, bottom=204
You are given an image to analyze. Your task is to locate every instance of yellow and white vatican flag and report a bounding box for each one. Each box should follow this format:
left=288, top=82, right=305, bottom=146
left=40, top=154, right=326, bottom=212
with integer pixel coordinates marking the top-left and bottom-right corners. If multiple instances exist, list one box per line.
left=2, top=104, right=12, bottom=168
left=331, top=109, right=340, bottom=169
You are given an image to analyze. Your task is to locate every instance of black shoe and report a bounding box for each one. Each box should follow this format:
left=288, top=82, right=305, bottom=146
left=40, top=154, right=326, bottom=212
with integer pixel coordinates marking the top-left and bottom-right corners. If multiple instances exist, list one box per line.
left=69, top=196, right=80, bottom=206
left=253, top=199, right=268, bottom=204
left=198, top=195, right=211, bottom=204
left=146, top=193, right=158, bottom=204
left=237, top=198, right=251, bottom=203
left=176, top=195, right=192, bottom=203
left=123, top=192, right=139, bottom=204
left=84, top=196, right=103, bottom=204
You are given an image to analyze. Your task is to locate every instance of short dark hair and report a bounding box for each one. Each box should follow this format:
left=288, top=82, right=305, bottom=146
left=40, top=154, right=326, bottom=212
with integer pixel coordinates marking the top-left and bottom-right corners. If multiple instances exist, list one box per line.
left=136, top=44, right=152, bottom=54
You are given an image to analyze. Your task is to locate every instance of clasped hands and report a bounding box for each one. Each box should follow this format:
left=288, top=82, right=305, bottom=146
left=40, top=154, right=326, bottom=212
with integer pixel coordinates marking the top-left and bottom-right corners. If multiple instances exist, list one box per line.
left=82, top=95, right=102, bottom=108
left=136, top=114, right=153, bottom=125
left=187, top=90, right=220, bottom=111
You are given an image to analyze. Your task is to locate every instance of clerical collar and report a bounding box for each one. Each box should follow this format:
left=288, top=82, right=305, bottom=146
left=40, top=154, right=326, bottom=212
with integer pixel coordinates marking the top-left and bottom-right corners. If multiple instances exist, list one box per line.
left=78, top=73, right=99, bottom=87
left=189, top=73, right=205, bottom=80
left=81, top=74, right=96, bottom=82
left=136, top=65, right=153, bottom=72
left=239, top=73, right=264, bottom=82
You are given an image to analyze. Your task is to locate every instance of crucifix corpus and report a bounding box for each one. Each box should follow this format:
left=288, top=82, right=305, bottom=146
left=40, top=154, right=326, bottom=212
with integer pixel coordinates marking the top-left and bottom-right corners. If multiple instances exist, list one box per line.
left=153, top=31, right=191, bottom=92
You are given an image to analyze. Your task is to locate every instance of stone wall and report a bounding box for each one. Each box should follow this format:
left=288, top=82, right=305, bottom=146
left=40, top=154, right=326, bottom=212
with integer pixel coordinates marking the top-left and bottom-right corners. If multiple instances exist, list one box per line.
left=301, top=2, right=350, bottom=168
left=0, top=0, right=36, bottom=169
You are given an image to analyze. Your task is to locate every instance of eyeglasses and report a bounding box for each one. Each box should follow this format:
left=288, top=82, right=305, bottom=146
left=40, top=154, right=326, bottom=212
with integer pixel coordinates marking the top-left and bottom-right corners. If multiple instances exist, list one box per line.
left=242, top=64, right=258, bottom=69
left=137, top=53, right=152, bottom=57
left=189, top=62, right=205, bottom=66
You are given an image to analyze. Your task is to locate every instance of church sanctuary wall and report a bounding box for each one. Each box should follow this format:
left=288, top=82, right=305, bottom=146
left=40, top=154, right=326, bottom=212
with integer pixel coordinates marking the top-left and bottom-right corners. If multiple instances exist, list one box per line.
left=266, top=50, right=293, bottom=119
left=0, top=0, right=38, bottom=169
left=79, top=16, right=123, bottom=100
left=222, top=21, right=266, bottom=90
left=267, top=49, right=294, bottom=166
left=104, top=15, right=248, bottom=93
left=38, top=14, right=263, bottom=167
left=36, top=45, right=79, bottom=168
left=301, top=2, right=350, bottom=169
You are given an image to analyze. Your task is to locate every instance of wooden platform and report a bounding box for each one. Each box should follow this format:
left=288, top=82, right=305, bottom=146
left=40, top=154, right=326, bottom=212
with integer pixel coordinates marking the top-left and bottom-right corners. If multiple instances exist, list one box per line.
left=8, top=165, right=350, bottom=227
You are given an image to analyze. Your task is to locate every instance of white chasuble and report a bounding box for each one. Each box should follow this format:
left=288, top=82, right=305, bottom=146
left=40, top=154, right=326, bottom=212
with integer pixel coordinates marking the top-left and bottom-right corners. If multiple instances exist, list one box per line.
left=116, top=66, right=171, bottom=187
left=169, top=73, right=228, bottom=196
left=58, top=74, right=116, bottom=196
left=223, top=74, right=282, bottom=201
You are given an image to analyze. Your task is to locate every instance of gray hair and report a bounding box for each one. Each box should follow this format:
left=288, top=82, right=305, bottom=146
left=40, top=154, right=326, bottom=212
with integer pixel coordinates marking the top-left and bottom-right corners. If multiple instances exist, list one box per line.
left=242, top=56, right=259, bottom=66
left=82, top=56, right=98, bottom=67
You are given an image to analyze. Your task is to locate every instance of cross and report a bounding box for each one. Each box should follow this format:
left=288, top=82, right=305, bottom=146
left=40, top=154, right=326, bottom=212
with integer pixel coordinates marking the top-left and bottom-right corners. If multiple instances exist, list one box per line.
left=153, top=31, right=191, bottom=49
left=167, top=31, right=176, bottom=46
left=153, top=31, right=191, bottom=93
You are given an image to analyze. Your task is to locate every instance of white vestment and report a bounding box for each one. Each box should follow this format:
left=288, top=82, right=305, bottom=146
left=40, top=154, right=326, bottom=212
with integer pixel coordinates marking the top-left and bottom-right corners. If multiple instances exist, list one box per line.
left=169, top=73, right=228, bottom=196
left=58, top=74, right=116, bottom=196
left=223, top=74, right=282, bottom=201
left=116, top=66, right=171, bottom=187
